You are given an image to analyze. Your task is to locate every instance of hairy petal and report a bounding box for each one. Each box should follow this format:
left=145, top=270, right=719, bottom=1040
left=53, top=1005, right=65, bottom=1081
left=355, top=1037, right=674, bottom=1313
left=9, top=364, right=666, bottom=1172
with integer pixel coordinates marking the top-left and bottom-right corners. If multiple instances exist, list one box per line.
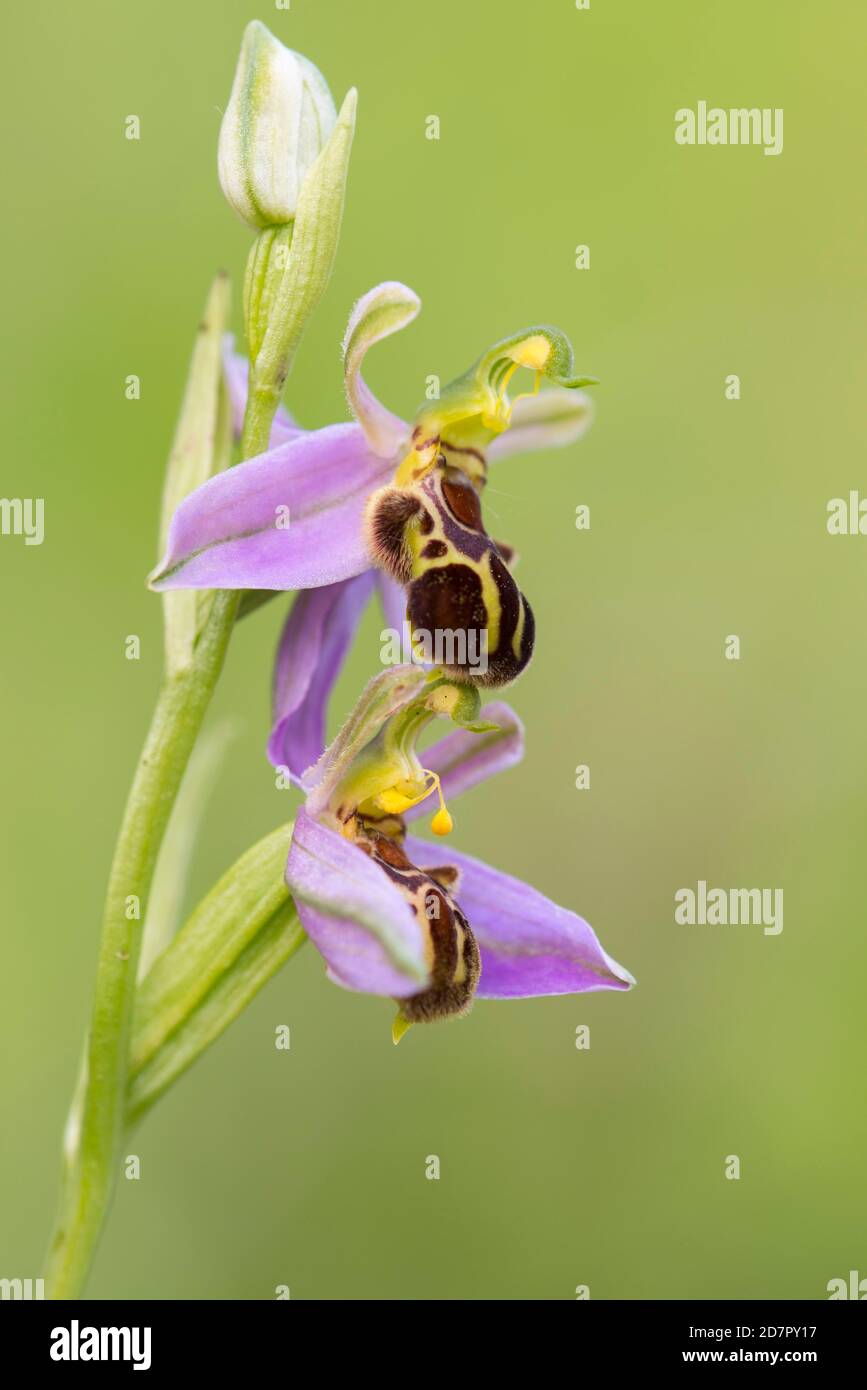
left=268, top=572, right=376, bottom=780
left=342, top=281, right=418, bottom=457
left=403, top=702, right=524, bottom=820
left=150, top=423, right=392, bottom=591
left=287, top=809, right=429, bottom=995
left=406, top=838, right=634, bottom=997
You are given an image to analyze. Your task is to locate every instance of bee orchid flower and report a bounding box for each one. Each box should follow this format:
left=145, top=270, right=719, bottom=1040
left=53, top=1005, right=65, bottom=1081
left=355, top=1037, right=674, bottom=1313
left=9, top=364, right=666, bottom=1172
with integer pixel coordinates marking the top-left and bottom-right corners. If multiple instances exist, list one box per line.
left=151, top=284, right=595, bottom=775
left=284, top=665, right=634, bottom=1041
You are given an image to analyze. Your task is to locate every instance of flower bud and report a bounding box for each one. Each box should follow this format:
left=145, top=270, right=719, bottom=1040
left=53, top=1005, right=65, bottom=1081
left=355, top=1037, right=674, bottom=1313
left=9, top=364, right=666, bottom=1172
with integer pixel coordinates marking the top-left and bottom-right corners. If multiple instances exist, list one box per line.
left=242, top=84, right=357, bottom=410
left=218, top=20, right=336, bottom=230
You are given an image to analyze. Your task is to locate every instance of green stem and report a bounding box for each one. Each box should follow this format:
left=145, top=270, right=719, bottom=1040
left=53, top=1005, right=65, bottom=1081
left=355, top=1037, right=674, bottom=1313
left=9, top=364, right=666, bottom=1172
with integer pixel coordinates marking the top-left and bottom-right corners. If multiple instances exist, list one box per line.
left=44, top=320, right=279, bottom=1299
left=240, top=380, right=280, bottom=459
left=44, top=591, right=240, bottom=1299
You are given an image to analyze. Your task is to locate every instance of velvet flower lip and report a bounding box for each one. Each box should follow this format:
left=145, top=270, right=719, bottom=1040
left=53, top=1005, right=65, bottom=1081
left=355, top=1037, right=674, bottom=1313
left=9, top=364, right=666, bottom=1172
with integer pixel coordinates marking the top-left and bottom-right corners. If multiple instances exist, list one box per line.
left=284, top=664, right=634, bottom=1042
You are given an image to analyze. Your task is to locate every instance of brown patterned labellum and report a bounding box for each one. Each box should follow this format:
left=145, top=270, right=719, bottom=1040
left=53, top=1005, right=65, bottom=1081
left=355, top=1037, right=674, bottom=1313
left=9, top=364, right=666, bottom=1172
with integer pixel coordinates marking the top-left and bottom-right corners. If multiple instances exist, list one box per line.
left=365, top=462, right=536, bottom=686
left=352, top=817, right=481, bottom=1022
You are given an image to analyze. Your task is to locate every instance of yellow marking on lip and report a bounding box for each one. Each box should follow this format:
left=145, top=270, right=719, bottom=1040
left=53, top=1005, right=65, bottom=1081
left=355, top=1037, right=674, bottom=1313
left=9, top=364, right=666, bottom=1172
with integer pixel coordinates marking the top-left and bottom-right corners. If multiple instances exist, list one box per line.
left=395, top=437, right=440, bottom=487
left=478, top=552, right=501, bottom=655
left=452, top=922, right=468, bottom=985
left=511, top=598, right=526, bottom=659
left=408, top=506, right=449, bottom=579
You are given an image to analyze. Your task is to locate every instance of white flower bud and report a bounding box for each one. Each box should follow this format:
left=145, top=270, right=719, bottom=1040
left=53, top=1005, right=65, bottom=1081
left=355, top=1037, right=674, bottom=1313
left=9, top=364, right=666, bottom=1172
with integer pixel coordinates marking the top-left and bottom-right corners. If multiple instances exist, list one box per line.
left=218, top=21, right=337, bottom=230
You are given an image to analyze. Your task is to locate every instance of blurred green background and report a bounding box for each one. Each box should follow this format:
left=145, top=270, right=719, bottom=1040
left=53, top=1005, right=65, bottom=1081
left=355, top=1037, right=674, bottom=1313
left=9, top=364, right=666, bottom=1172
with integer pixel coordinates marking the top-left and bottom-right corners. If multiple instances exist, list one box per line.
left=2, top=0, right=865, bottom=1300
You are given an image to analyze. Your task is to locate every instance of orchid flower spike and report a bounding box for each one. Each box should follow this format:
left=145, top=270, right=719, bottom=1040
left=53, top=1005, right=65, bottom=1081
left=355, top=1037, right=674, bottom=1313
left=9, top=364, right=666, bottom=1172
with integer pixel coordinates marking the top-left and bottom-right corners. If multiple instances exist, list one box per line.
left=284, top=666, right=634, bottom=1041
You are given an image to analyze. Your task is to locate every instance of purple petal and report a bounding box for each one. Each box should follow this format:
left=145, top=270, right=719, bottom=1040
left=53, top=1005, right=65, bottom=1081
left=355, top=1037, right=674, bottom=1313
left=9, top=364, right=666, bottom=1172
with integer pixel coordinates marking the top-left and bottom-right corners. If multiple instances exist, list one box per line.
left=342, top=282, right=417, bottom=457
left=268, top=572, right=376, bottom=780
left=403, top=702, right=524, bottom=823
left=376, top=571, right=407, bottom=637
left=222, top=336, right=301, bottom=447
left=406, top=837, right=634, bottom=998
left=287, top=809, right=429, bottom=996
left=150, top=424, right=393, bottom=590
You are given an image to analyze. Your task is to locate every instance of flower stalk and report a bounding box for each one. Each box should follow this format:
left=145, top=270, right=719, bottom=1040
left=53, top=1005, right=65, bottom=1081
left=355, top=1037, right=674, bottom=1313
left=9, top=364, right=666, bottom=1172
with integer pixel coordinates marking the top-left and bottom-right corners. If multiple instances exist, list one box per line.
left=44, top=351, right=284, bottom=1296
left=44, top=269, right=242, bottom=1297
left=44, top=606, right=240, bottom=1298
left=45, top=23, right=356, bottom=1296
